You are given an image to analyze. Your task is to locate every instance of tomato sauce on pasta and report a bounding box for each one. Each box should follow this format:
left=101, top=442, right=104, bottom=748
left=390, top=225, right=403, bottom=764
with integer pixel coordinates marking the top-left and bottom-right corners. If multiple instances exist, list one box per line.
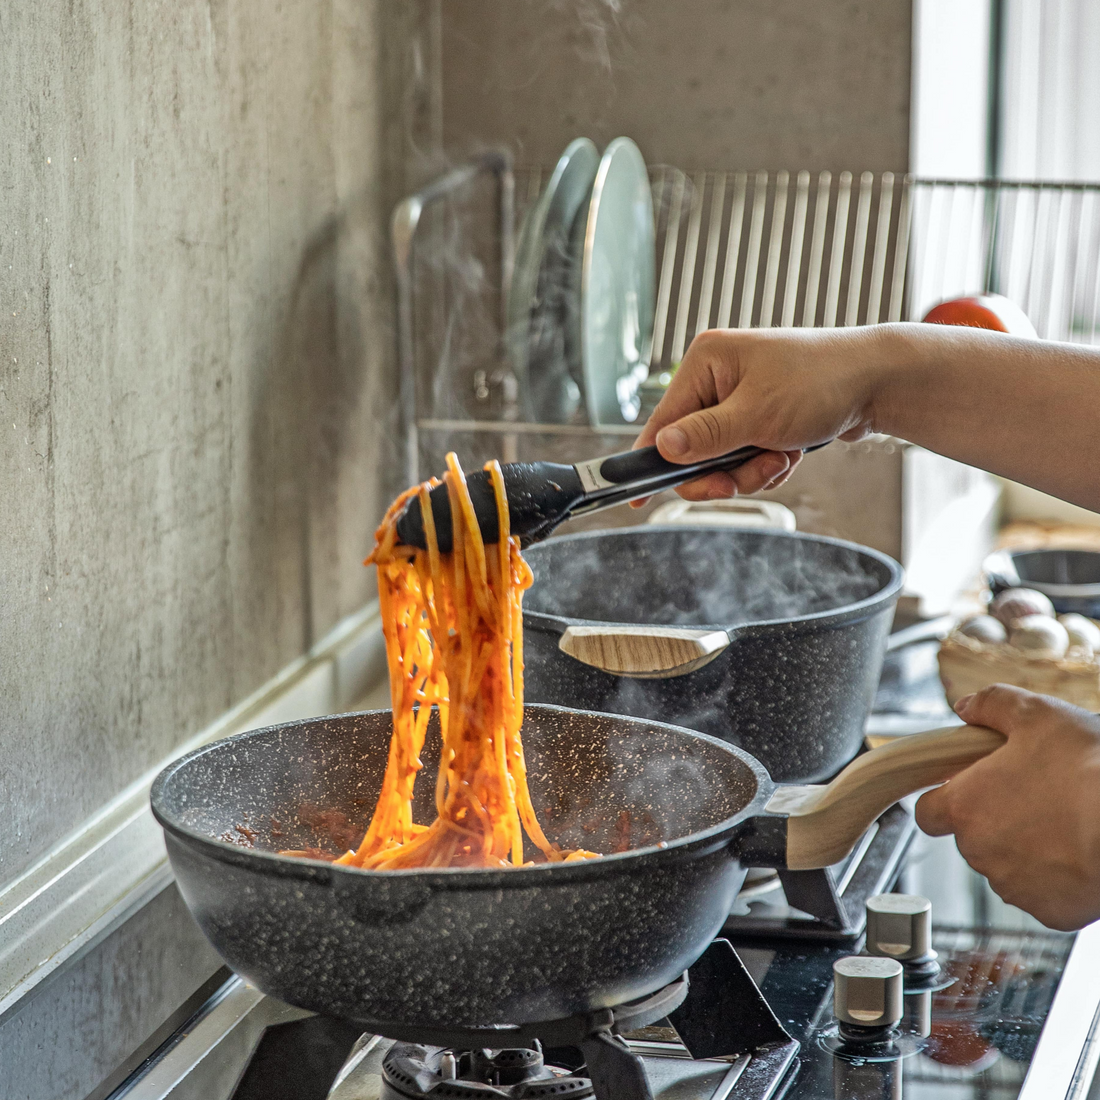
left=286, top=453, right=598, bottom=870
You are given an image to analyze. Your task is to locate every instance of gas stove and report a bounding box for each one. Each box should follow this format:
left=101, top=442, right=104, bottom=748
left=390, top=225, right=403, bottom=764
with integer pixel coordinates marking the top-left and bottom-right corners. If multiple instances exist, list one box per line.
left=107, top=634, right=1100, bottom=1100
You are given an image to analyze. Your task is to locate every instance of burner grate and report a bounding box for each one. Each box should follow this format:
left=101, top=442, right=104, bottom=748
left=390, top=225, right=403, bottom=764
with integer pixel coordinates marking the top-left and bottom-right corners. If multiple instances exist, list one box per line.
left=726, top=804, right=917, bottom=941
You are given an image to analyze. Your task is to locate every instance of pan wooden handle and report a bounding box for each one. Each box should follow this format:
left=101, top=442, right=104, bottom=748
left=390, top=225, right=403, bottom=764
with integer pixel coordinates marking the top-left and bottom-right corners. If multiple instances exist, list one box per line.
left=769, top=724, right=1007, bottom=870
left=557, top=625, right=730, bottom=679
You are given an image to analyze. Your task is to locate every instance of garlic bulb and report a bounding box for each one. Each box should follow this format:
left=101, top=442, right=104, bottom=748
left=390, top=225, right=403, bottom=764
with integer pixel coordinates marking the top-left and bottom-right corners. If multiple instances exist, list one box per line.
left=957, top=615, right=1007, bottom=644
left=990, top=587, right=1055, bottom=627
left=1057, top=613, right=1100, bottom=654
left=1009, top=614, right=1069, bottom=658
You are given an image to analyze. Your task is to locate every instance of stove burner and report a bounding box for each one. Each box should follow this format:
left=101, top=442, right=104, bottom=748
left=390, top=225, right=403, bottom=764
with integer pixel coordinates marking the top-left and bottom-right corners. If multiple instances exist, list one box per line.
left=357, top=945, right=798, bottom=1100
left=360, top=978, right=688, bottom=1100
left=382, top=1043, right=593, bottom=1099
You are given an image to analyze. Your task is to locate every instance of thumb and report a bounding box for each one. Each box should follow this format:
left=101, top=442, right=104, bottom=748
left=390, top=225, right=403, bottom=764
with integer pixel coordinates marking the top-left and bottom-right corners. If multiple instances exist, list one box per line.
left=656, top=398, right=751, bottom=463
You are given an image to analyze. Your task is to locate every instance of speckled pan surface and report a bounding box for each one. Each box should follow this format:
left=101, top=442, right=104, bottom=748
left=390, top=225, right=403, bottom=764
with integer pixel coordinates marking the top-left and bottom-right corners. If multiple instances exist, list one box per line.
left=151, top=705, right=769, bottom=1027
left=522, top=527, right=904, bottom=783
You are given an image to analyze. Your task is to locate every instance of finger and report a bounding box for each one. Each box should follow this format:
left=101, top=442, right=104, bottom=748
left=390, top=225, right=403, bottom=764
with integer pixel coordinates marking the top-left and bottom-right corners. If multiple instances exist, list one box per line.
left=952, top=693, right=975, bottom=714
left=914, top=786, right=956, bottom=837
left=673, top=450, right=797, bottom=502
left=633, top=339, right=728, bottom=451
left=755, top=450, right=803, bottom=492
left=954, top=683, right=1061, bottom=739
left=729, top=451, right=791, bottom=495
left=675, top=471, right=738, bottom=502
left=657, top=396, right=755, bottom=463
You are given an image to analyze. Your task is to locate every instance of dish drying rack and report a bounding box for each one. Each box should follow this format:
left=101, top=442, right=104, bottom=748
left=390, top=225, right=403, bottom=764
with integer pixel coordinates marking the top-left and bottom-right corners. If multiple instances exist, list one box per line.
left=394, top=150, right=1100, bottom=489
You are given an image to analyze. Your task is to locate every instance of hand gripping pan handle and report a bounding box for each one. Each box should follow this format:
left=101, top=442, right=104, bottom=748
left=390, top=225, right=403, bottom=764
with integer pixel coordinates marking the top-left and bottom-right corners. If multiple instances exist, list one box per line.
left=740, top=724, right=1006, bottom=870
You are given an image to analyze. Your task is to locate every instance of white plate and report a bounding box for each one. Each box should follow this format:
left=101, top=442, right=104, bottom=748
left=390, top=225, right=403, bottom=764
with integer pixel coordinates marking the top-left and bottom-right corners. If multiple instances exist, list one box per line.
left=575, top=137, right=656, bottom=425
left=506, top=137, right=600, bottom=422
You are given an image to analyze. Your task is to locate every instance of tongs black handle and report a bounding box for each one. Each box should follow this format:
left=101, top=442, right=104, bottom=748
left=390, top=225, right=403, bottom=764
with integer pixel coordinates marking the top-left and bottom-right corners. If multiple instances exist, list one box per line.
left=395, top=442, right=827, bottom=551
left=570, top=443, right=767, bottom=516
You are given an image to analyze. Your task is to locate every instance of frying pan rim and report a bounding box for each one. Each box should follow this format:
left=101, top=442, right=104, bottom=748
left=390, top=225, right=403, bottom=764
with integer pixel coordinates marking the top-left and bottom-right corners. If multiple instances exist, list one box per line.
left=521, top=524, right=904, bottom=633
left=150, top=703, right=773, bottom=886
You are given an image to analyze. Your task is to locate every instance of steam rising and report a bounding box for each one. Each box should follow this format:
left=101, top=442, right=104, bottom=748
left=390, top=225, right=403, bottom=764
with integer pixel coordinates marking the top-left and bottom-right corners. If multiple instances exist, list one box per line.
left=546, top=0, right=626, bottom=73
left=524, top=528, right=888, bottom=627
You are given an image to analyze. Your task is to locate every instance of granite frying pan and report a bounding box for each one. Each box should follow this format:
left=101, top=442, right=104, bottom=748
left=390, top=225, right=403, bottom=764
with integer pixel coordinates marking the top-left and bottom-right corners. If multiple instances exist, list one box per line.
left=151, top=705, right=1000, bottom=1028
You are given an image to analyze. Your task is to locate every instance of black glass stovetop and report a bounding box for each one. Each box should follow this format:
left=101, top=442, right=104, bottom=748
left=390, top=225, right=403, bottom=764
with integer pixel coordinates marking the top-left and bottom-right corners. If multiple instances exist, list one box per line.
left=715, top=921, right=1073, bottom=1099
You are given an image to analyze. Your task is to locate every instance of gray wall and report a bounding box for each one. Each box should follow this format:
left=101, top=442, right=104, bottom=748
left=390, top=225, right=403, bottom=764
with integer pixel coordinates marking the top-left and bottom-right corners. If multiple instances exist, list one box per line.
left=0, top=1, right=421, bottom=888
left=441, top=0, right=913, bottom=171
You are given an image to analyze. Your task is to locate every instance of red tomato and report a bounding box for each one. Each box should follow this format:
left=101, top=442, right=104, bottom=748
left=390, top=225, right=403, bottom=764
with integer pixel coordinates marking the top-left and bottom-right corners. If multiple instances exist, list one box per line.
left=922, top=294, right=1037, bottom=338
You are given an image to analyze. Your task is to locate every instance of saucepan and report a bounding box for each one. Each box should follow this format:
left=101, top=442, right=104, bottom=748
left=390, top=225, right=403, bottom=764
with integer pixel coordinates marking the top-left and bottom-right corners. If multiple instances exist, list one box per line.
left=522, top=527, right=904, bottom=783
left=152, top=705, right=1001, bottom=1029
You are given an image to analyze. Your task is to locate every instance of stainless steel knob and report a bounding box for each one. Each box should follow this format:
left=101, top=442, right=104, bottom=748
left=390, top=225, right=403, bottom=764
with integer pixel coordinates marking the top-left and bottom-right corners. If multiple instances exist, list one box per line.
left=833, top=956, right=904, bottom=1028
left=865, top=893, right=932, bottom=961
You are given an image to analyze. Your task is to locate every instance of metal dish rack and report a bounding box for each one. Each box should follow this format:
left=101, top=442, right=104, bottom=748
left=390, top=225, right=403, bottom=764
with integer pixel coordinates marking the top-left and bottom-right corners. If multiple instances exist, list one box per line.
left=393, top=152, right=1100, bottom=488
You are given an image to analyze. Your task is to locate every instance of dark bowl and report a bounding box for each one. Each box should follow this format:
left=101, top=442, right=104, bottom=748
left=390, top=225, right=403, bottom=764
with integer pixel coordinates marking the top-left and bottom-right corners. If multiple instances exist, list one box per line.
left=985, top=548, right=1100, bottom=617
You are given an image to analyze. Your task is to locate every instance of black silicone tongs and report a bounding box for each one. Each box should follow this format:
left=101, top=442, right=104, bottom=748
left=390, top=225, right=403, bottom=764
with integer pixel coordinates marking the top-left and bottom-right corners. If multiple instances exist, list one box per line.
left=395, top=442, right=825, bottom=551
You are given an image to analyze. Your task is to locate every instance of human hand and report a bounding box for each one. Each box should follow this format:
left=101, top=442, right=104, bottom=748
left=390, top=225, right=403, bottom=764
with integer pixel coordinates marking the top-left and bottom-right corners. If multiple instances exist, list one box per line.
left=915, top=684, right=1100, bottom=931
left=632, top=326, right=893, bottom=501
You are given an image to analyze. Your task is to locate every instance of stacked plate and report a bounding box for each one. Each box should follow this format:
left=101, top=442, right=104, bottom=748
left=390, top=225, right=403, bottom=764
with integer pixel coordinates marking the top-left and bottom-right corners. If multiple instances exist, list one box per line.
left=506, top=136, right=656, bottom=426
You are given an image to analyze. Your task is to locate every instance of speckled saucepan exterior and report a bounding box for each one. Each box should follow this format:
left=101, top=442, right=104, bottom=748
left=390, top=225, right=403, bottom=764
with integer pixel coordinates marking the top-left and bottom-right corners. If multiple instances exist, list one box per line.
left=521, top=527, right=904, bottom=783
left=151, top=705, right=787, bottom=1028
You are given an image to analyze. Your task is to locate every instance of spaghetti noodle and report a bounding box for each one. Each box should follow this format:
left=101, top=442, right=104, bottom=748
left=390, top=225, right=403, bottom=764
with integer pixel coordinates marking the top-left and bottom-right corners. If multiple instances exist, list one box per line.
left=292, top=453, right=597, bottom=870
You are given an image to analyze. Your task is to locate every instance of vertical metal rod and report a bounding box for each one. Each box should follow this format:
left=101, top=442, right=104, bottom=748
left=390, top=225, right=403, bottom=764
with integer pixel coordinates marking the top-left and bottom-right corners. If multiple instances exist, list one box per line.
left=931, top=184, right=962, bottom=306
left=1026, top=188, right=1051, bottom=334
left=717, top=172, right=749, bottom=327
left=759, top=170, right=790, bottom=327
left=981, top=183, right=1002, bottom=297
left=1087, top=193, right=1100, bottom=343
left=964, top=184, right=986, bottom=294
left=500, top=159, right=518, bottom=451
left=803, top=171, right=833, bottom=326
left=986, top=0, right=1006, bottom=179
left=866, top=172, right=894, bottom=324
left=1075, top=191, right=1096, bottom=343
left=651, top=169, right=686, bottom=368
left=998, top=185, right=1020, bottom=304
left=887, top=176, right=913, bottom=322
left=844, top=171, right=875, bottom=326
left=912, top=183, right=943, bottom=318
left=500, top=166, right=515, bottom=335
left=671, top=173, right=707, bottom=362
left=823, top=171, right=853, bottom=327
left=1043, top=186, right=1071, bottom=340
left=526, top=167, right=543, bottom=205
left=695, top=173, right=727, bottom=335
left=499, top=160, right=518, bottom=460
left=739, top=170, right=769, bottom=327
left=782, top=170, right=811, bottom=327
left=1064, top=189, right=1085, bottom=343
left=922, top=181, right=947, bottom=316
left=650, top=165, right=668, bottom=235
left=395, top=235, right=421, bottom=486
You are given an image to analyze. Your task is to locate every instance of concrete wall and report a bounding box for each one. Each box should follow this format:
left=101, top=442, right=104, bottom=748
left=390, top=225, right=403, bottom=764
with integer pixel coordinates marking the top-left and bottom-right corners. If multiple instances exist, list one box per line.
left=441, top=0, right=913, bottom=172
left=0, top=1, right=418, bottom=889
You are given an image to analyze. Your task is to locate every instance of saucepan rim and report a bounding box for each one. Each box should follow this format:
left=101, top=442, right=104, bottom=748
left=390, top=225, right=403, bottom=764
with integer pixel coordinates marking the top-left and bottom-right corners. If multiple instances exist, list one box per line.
left=521, top=525, right=905, bottom=633
left=150, top=703, right=774, bottom=887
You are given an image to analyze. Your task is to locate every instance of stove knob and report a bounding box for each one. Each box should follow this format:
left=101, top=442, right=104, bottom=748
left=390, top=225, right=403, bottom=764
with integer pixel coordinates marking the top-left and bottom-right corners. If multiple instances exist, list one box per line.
left=833, top=956, right=904, bottom=1028
left=865, top=893, right=931, bottom=961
